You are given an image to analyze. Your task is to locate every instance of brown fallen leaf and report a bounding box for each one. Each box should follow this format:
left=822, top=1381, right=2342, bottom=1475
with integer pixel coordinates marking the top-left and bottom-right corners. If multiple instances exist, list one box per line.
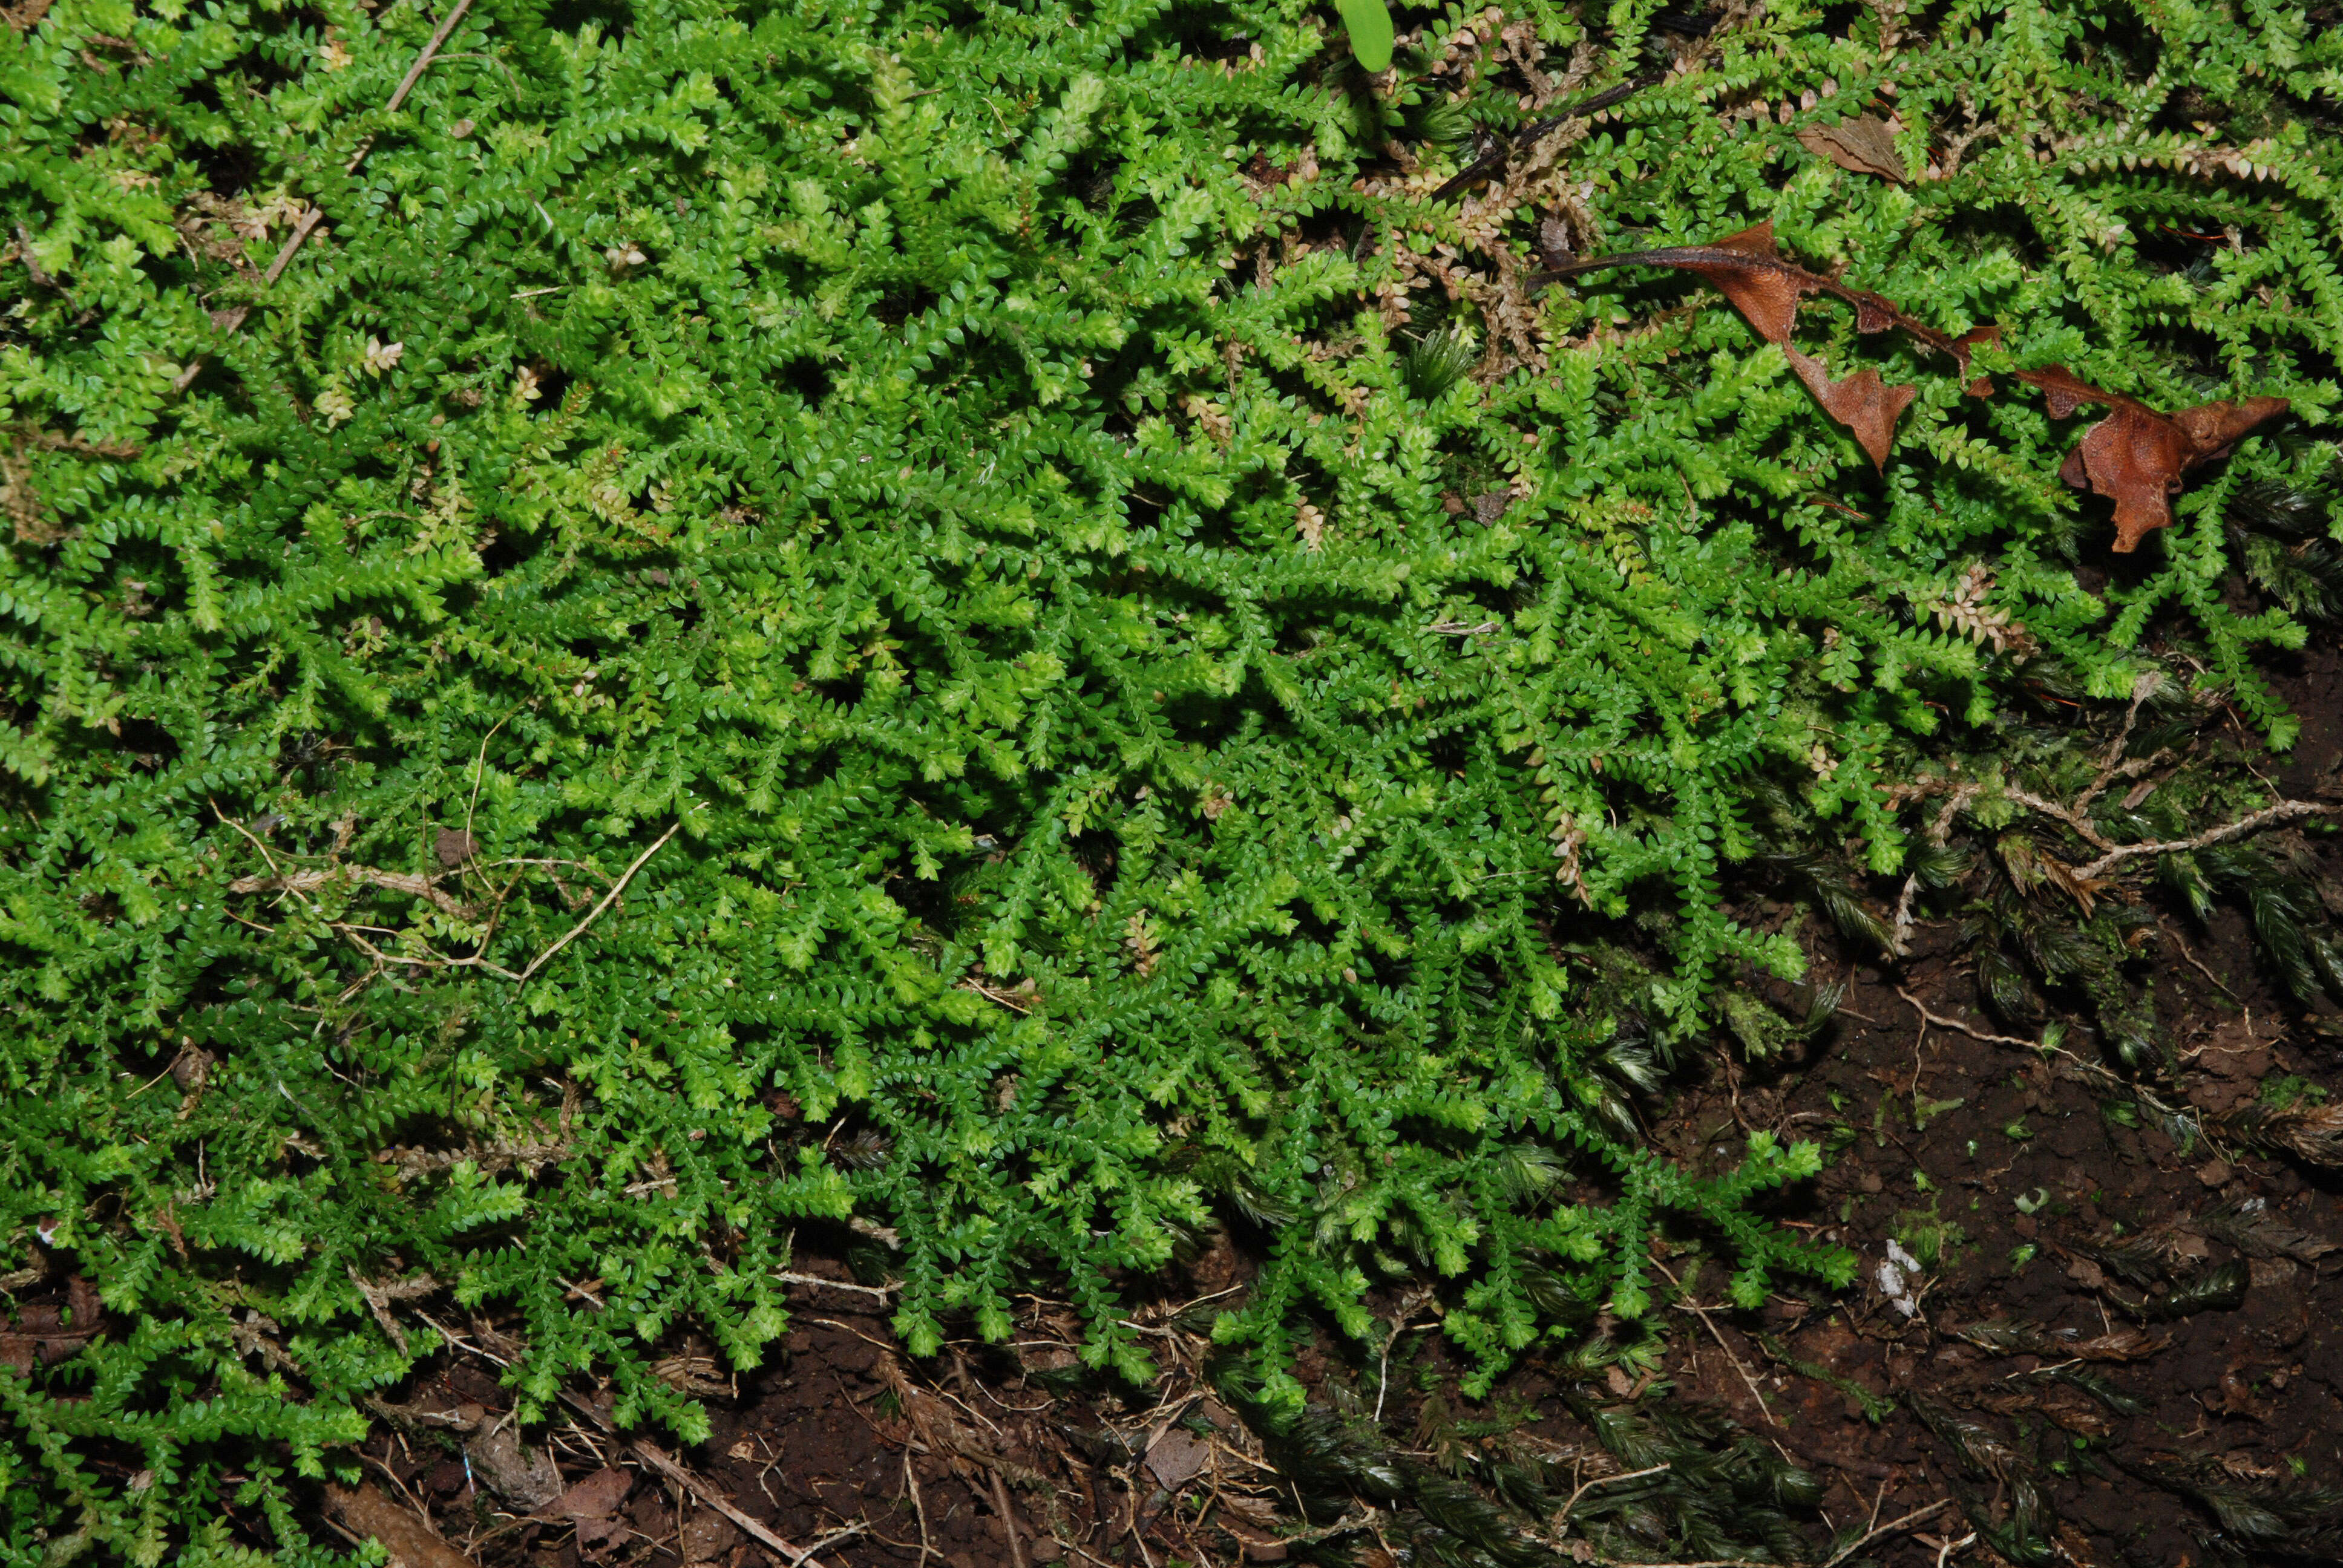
left=1797, top=113, right=1907, bottom=183
left=324, top=1483, right=479, bottom=1568
left=1540, top=225, right=2288, bottom=547
left=1547, top=223, right=1928, bottom=469
left=2048, top=391, right=2288, bottom=550
left=552, top=1466, right=635, bottom=1560
left=552, top=1466, right=634, bottom=1520
left=1788, top=350, right=1916, bottom=468
left=0, top=1275, right=105, bottom=1373
left=1144, top=1426, right=1212, bottom=1488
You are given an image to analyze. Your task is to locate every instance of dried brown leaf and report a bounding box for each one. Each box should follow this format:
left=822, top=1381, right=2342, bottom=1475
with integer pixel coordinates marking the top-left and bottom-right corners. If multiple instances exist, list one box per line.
left=1674, top=221, right=1810, bottom=345
left=2013, top=367, right=2286, bottom=548
left=1797, top=114, right=1906, bottom=183
left=1547, top=222, right=1928, bottom=469
left=1145, top=1426, right=1213, bottom=1487
left=2048, top=391, right=2289, bottom=551
left=1544, top=229, right=2288, bottom=546
left=1951, top=326, right=1999, bottom=394
left=2013, top=364, right=2112, bottom=421
left=325, top=1484, right=480, bottom=1568
left=1788, top=348, right=1917, bottom=469
left=0, top=1276, right=105, bottom=1373
left=553, top=1466, right=635, bottom=1521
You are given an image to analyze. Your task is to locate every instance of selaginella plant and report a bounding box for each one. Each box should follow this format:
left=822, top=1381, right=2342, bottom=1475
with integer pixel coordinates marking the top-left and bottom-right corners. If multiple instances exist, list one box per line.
left=2, top=0, right=2338, bottom=1554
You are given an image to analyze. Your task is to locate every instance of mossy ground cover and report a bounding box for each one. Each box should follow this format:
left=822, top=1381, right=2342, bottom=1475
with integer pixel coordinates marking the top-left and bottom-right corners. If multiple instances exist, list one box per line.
left=3, top=0, right=2341, bottom=1557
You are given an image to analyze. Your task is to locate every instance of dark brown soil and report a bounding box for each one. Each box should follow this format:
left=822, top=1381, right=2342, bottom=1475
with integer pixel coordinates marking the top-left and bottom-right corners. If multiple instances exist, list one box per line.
left=336, top=652, right=2343, bottom=1568
left=1645, top=917, right=2343, bottom=1567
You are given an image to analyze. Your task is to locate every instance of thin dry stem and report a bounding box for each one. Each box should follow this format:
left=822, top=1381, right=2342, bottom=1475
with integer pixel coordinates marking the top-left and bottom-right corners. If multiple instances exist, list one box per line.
left=1551, top=1462, right=1670, bottom=1534
left=2072, top=797, right=2339, bottom=879
left=902, top=1452, right=934, bottom=1568
left=1818, top=1500, right=1952, bottom=1568
left=990, top=1468, right=1031, bottom=1568
left=510, top=819, right=681, bottom=981
left=1651, top=1256, right=1777, bottom=1427
left=774, top=1270, right=899, bottom=1300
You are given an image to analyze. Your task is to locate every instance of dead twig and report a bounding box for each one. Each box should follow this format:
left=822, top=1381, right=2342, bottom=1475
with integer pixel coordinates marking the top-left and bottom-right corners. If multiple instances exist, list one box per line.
left=324, top=1483, right=477, bottom=1568
left=231, top=862, right=476, bottom=916
left=1550, top=1463, right=1670, bottom=1534
left=1593, top=1547, right=1790, bottom=1556
left=347, top=1267, right=439, bottom=1355
left=2072, top=797, right=2339, bottom=879
left=2163, top=921, right=2240, bottom=1000
left=1889, top=874, right=1921, bottom=958
left=509, top=820, right=681, bottom=982
left=1817, top=1500, right=1952, bottom=1568
left=775, top=1270, right=899, bottom=1300
left=265, top=0, right=476, bottom=283
left=902, top=1451, right=934, bottom=1568
left=2003, top=788, right=2116, bottom=852
left=1892, top=988, right=2036, bottom=1050
left=1893, top=988, right=2214, bottom=1151
left=224, top=818, right=678, bottom=988
left=1432, top=71, right=1668, bottom=201
left=13, top=223, right=61, bottom=290
left=989, top=1468, right=1031, bottom=1568
left=1929, top=1531, right=1979, bottom=1566
left=1271, top=1509, right=1380, bottom=1547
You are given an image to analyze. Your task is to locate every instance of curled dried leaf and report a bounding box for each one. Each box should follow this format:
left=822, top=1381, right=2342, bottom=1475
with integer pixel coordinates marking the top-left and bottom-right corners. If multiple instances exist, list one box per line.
left=1788, top=349, right=1916, bottom=469
left=1797, top=113, right=1907, bottom=183
left=2046, top=391, right=2289, bottom=551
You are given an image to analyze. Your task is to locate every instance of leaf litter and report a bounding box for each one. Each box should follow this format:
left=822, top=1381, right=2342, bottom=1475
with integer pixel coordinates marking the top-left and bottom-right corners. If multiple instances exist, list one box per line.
left=1539, top=221, right=2287, bottom=549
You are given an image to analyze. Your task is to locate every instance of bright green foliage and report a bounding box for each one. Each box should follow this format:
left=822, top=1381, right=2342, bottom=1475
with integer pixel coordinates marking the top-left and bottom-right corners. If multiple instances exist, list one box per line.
left=1337, top=0, right=1395, bottom=70
left=2, top=0, right=2338, bottom=1554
